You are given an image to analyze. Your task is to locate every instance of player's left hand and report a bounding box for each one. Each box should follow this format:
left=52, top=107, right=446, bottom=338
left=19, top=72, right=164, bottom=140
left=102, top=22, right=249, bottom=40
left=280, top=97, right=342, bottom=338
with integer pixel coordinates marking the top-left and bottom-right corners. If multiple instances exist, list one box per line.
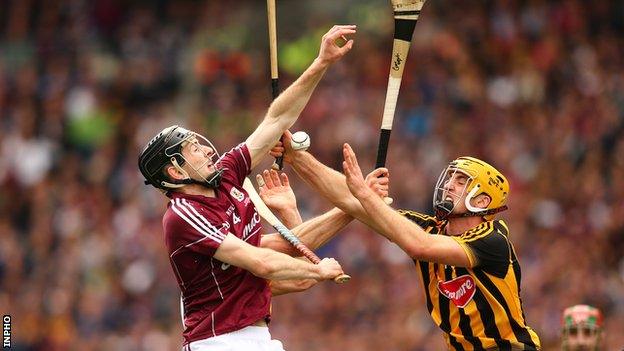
left=269, top=140, right=285, bottom=158
left=342, top=143, right=375, bottom=200
left=256, top=169, right=298, bottom=213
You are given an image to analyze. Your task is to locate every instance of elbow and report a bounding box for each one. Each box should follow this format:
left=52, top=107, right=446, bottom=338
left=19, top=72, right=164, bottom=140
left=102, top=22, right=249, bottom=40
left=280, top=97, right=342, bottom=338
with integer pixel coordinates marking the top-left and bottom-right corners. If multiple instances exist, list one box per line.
left=403, top=242, right=425, bottom=261
left=265, top=112, right=294, bottom=130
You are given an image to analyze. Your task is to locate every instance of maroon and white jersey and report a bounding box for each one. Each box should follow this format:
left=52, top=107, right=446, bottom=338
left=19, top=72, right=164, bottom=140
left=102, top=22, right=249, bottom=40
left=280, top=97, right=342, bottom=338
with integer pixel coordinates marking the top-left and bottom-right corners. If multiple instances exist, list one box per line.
left=162, top=143, right=271, bottom=345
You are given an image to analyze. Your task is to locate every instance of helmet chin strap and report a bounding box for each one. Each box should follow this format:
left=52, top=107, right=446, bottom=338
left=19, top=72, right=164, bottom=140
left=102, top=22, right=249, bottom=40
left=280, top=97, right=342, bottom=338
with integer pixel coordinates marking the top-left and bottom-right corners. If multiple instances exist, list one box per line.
left=434, top=200, right=455, bottom=219
left=435, top=184, right=508, bottom=220
left=443, top=206, right=508, bottom=219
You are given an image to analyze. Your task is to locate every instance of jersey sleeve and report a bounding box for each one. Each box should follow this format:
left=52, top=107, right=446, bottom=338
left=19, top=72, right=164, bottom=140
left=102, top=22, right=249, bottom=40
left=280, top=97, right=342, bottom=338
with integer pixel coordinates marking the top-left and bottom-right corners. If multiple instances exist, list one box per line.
left=397, top=209, right=438, bottom=228
left=452, top=220, right=511, bottom=278
left=166, top=197, right=230, bottom=257
left=215, top=143, right=252, bottom=186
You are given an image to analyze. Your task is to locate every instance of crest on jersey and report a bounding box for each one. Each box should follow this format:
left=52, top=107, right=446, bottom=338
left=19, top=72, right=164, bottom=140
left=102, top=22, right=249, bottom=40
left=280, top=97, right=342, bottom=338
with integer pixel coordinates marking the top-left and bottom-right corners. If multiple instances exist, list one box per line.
left=437, top=274, right=476, bottom=308
left=230, top=187, right=245, bottom=202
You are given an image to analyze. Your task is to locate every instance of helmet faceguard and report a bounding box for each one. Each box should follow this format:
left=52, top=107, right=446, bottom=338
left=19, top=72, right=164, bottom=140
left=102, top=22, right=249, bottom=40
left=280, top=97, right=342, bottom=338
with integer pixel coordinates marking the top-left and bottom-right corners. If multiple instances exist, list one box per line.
left=433, top=157, right=509, bottom=220
left=138, top=125, right=223, bottom=192
left=433, top=166, right=475, bottom=219
left=561, top=305, right=604, bottom=351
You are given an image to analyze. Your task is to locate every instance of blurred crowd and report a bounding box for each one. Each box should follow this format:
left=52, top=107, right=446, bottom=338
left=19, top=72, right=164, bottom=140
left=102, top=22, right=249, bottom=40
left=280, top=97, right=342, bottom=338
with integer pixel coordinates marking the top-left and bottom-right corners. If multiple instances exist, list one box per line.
left=1, top=0, right=623, bottom=350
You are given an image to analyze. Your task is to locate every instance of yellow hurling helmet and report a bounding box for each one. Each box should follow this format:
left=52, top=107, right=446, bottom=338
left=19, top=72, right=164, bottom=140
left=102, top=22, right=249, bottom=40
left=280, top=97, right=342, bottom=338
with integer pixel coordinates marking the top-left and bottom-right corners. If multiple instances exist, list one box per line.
left=433, top=156, right=510, bottom=220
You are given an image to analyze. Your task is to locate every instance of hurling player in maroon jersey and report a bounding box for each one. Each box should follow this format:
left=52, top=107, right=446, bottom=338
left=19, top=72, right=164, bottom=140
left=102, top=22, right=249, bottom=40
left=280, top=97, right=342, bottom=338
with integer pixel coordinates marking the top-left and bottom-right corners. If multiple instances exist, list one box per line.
left=138, top=25, right=363, bottom=351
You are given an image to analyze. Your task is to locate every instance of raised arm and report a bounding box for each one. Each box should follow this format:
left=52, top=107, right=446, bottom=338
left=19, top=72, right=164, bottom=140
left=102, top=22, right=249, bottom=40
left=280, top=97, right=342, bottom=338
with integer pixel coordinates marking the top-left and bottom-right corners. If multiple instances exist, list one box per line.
left=341, top=143, right=471, bottom=267
left=277, top=132, right=390, bottom=235
left=245, top=25, right=356, bottom=169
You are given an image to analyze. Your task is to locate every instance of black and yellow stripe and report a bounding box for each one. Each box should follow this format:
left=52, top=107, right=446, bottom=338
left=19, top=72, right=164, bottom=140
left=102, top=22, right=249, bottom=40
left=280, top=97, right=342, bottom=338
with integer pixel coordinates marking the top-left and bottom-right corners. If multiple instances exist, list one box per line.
left=399, top=210, right=541, bottom=350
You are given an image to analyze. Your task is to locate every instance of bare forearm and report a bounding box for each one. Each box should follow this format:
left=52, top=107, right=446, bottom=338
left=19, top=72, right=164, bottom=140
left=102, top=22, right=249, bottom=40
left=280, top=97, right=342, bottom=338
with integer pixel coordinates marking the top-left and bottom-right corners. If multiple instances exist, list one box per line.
left=275, top=208, right=303, bottom=228
left=259, top=248, right=323, bottom=281
left=246, top=59, right=330, bottom=166
left=270, top=256, right=319, bottom=296
left=292, top=207, right=353, bottom=251
left=356, top=191, right=429, bottom=258
left=270, top=279, right=318, bottom=296
left=289, top=152, right=385, bottom=233
left=261, top=207, right=352, bottom=256
left=356, top=193, right=469, bottom=266
left=266, top=58, right=329, bottom=129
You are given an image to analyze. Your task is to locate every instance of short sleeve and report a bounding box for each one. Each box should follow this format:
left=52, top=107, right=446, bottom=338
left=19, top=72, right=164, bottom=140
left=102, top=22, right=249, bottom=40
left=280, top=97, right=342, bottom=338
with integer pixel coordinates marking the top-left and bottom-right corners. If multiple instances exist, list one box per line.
left=166, top=197, right=229, bottom=257
left=454, top=221, right=510, bottom=278
left=215, top=143, right=252, bottom=186
left=397, top=209, right=438, bottom=228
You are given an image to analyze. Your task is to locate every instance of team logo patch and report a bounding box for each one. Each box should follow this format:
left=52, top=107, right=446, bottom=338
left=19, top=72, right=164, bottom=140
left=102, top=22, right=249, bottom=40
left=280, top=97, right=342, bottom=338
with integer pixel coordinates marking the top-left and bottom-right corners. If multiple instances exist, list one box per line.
left=230, top=187, right=245, bottom=202
left=437, top=274, right=476, bottom=308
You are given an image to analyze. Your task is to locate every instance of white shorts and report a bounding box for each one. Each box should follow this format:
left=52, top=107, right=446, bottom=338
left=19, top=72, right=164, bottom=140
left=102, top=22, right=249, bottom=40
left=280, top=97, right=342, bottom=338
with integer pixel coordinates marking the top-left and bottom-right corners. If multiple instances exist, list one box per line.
left=184, top=326, right=286, bottom=351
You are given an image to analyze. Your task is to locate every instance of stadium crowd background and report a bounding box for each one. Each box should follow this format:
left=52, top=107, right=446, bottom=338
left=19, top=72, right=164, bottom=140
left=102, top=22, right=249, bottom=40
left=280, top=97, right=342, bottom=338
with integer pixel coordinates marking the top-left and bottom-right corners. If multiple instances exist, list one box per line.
left=1, top=0, right=623, bottom=350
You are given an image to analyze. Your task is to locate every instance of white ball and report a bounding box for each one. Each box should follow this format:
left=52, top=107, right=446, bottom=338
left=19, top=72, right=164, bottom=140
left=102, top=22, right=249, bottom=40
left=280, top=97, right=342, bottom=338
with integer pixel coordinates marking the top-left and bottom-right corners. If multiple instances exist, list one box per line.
left=290, top=131, right=311, bottom=151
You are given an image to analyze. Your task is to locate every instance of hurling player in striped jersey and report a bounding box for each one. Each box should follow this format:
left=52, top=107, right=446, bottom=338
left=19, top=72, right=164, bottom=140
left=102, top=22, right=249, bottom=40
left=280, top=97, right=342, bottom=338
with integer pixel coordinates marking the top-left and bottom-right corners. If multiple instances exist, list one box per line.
left=273, top=133, right=541, bottom=350
left=138, top=26, right=379, bottom=351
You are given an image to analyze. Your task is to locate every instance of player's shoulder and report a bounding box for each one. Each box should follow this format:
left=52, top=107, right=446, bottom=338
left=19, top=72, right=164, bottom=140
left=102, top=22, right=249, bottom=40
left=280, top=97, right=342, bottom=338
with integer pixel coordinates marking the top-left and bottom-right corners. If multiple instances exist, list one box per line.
left=397, top=209, right=438, bottom=227
left=216, top=143, right=250, bottom=166
left=164, top=195, right=224, bottom=229
left=458, top=219, right=510, bottom=243
left=215, top=143, right=251, bottom=184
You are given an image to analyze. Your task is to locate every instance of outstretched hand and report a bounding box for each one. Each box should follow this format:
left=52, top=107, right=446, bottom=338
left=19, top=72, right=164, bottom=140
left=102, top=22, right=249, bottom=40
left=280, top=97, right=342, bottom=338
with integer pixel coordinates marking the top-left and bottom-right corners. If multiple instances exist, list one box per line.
left=342, top=143, right=376, bottom=200
left=317, top=25, right=356, bottom=64
left=365, top=167, right=390, bottom=199
left=256, top=169, right=298, bottom=213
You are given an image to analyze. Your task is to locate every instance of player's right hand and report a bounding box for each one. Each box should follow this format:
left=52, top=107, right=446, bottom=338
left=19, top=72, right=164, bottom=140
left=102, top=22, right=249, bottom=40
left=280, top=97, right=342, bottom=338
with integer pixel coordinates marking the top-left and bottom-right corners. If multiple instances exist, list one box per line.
left=269, top=130, right=296, bottom=163
left=342, top=143, right=374, bottom=200
left=317, top=257, right=344, bottom=280
left=317, top=25, right=356, bottom=65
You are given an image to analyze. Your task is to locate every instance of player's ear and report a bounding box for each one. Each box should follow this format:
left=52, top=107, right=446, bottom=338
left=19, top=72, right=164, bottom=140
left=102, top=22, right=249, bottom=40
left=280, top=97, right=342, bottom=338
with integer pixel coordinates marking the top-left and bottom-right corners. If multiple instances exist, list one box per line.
left=165, top=164, right=184, bottom=180
left=474, top=194, right=491, bottom=209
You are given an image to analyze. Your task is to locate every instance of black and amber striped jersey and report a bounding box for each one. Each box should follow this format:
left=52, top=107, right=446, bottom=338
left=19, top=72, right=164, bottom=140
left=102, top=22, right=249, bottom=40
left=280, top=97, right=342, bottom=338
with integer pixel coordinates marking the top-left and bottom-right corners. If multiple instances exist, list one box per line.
left=398, top=209, right=541, bottom=350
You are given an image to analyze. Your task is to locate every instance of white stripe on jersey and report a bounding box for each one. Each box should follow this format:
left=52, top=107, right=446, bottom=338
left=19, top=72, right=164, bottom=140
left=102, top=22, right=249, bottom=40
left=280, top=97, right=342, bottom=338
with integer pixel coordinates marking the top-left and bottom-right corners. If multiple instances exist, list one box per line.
left=171, top=198, right=224, bottom=242
left=180, top=294, right=186, bottom=328
left=176, top=198, right=225, bottom=240
left=236, top=145, right=249, bottom=169
left=211, top=311, right=217, bottom=337
left=180, top=199, right=226, bottom=239
left=209, top=258, right=225, bottom=300
left=244, top=226, right=262, bottom=242
left=215, top=143, right=247, bottom=168
left=169, top=255, right=187, bottom=289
